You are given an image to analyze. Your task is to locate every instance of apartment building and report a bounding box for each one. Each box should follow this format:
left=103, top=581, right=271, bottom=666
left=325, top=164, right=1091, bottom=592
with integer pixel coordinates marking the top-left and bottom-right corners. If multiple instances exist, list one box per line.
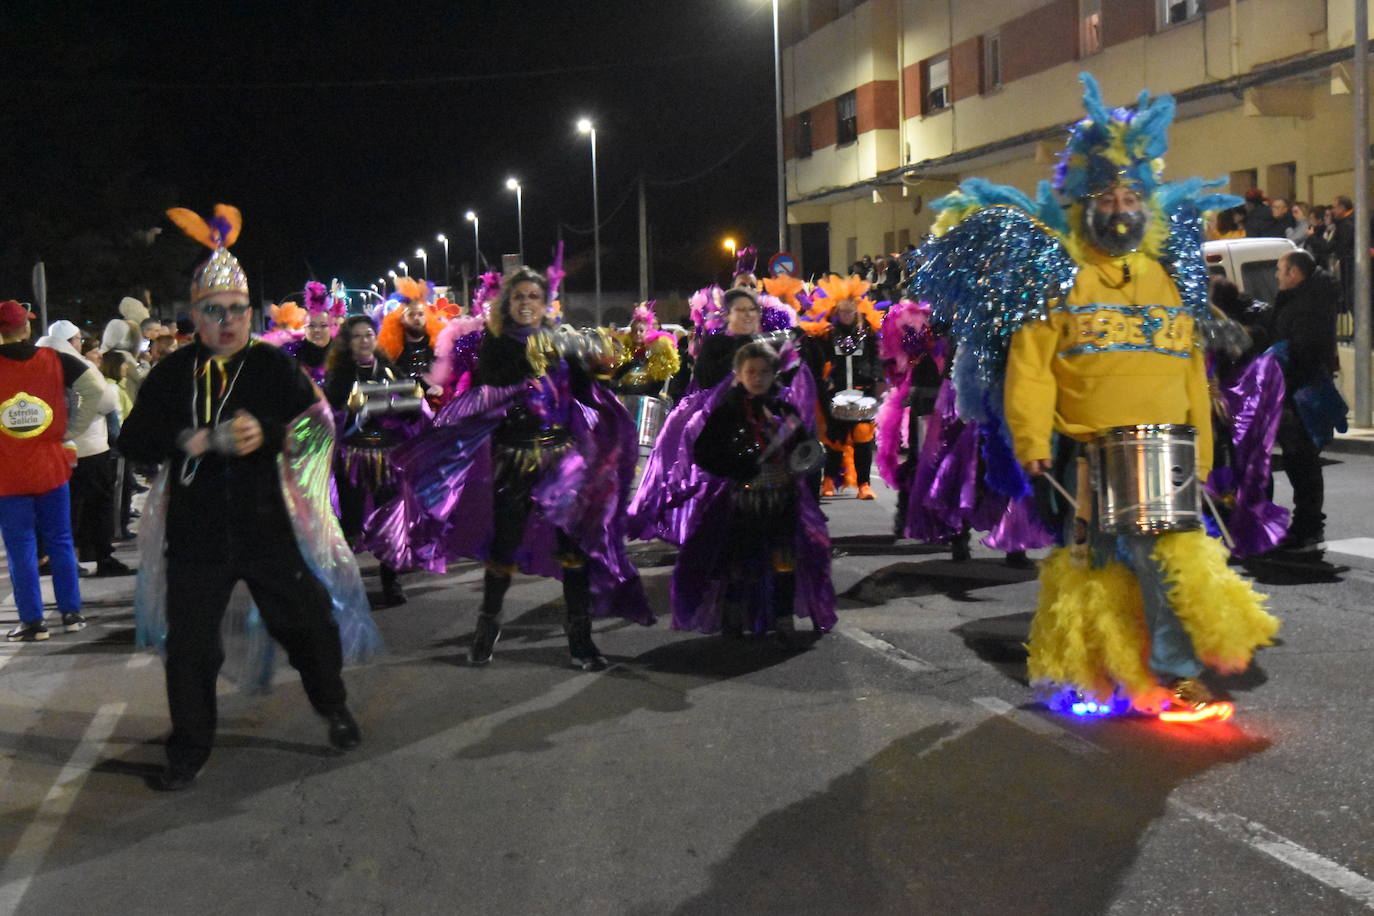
left=781, top=0, right=1369, bottom=275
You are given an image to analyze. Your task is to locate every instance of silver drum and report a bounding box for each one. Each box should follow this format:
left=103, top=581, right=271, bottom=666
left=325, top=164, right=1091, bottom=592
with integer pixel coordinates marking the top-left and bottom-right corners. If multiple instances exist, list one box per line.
left=619, top=395, right=668, bottom=451
left=1088, top=424, right=1202, bottom=535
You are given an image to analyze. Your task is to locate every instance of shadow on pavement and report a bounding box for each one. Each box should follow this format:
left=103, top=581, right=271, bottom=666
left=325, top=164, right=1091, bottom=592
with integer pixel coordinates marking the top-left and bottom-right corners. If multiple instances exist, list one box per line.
left=665, top=716, right=1269, bottom=915
left=1239, top=553, right=1347, bottom=585
left=842, top=560, right=1038, bottom=607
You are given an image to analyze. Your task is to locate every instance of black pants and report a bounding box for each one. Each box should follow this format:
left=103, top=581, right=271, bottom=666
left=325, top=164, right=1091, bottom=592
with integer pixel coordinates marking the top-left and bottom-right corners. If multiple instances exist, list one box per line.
left=69, top=451, right=116, bottom=562
left=1276, top=403, right=1325, bottom=538
left=163, top=542, right=346, bottom=771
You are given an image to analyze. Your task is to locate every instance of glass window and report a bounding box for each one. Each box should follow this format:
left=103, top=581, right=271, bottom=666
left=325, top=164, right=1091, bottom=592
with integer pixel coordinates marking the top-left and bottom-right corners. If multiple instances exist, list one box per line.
left=1159, top=0, right=1200, bottom=28
left=983, top=33, right=1001, bottom=91
left=1080, top=0, right=1102, bottom=56
left=836, top=90, right=858, bottom=145
left=924, top=56, right=950, bottom=114
left=798, top=111, right=813, bottom=158
left=1240, top=259, right=1279, bottom=306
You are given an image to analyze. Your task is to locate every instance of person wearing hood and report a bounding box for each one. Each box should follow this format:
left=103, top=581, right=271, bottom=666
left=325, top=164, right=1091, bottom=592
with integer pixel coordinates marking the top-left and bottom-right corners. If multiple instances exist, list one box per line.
left=42, top=321, right=128, bottom=576
left=2, top=301, right=106, bottom=641
left=102, top=297, right=150, bottom=402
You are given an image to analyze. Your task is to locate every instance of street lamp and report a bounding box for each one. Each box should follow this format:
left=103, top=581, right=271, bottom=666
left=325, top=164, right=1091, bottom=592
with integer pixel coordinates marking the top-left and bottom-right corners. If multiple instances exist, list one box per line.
left=387, top=270, right=397, bottom=292
left=505, top=177, right=525, bottom=265
left=416, top=248, right=427, bottom=280
left=465, top=210, right=481, bottom=273
left=436, top=233, right=449, bottom=286
left=577, top=117, right=602, bottom=325
left=723, top=237, right=737, bottom=258
left=769, top=0, right=786, bottom=254
left=397, top=260, right=408, bottom=277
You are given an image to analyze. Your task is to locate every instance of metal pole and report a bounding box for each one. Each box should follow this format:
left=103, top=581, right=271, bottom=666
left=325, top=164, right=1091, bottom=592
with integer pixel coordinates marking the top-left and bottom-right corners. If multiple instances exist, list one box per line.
left=772, top=0, right=787, bottom=255
left=591, top=128, right=602, bottom=326
left=1356, top=0, right=1371, bottom=426
left=638, top=174, right=649, bottom=303
left=515, top=185, right=525, bottom=266
left=474, top=219, right=482, bottom=272
left=442, top=239, right=450, bottom=287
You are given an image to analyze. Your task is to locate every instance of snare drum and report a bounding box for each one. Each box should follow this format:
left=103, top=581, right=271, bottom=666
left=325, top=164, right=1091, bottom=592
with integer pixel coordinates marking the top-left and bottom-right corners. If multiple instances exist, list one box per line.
left=619, top=395, right=668, bottom=452
left=1088, top=424, right=1201, bottom=535
left=830, top=389, right=878, bottom=422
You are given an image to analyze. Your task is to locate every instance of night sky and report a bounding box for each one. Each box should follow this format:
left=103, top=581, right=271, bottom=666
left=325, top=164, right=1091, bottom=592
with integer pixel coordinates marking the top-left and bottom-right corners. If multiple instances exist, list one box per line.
left=1, top=0, right=780, bottom=321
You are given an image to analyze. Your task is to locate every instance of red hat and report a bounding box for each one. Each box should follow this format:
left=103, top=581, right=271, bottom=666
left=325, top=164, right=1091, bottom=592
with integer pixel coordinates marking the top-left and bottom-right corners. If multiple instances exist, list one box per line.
left=1244, top=188, right=1266, bottom=202
left=0, top=300, right=37, bottom=334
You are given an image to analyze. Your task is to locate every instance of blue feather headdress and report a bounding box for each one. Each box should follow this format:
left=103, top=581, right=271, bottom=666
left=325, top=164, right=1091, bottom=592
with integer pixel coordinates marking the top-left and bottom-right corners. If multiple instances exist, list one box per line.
left=1053, top=73, right=1175, bottom=200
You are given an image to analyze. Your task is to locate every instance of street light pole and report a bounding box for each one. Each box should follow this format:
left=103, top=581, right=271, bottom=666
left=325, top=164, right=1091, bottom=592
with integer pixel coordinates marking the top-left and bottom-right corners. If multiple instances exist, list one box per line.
left=465, top=211, right=481, bottom=274
left=771, top=0, right=787, bottom=255
left=578, top=118, right=602, bottom=325
left=437, top=234, right=449, bottom=287
left=398, top=261, right=408, bottom=277
left=506, top=178, right=525, bottom=265
left=1355, top=0, right=1371, bottom=426
left=416, top=248, right=428, bottom=281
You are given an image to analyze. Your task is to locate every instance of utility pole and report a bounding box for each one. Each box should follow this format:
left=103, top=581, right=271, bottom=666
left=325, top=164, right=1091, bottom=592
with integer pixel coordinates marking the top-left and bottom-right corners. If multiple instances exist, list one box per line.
left=1355, top=0, right=1371, bottom=426
left=638, top=175, right=649, bottom=303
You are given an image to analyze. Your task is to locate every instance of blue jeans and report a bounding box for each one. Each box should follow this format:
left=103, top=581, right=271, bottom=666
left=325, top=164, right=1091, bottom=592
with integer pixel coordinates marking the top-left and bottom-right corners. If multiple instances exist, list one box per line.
left=0, top=483, right=82, bottom=623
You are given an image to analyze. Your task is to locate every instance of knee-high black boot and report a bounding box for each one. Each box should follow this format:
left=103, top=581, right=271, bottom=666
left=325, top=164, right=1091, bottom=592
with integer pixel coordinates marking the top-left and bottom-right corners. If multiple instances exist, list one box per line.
left=562, top=565, right=607, bottom=671
left=470, top=569, right=510, bottom=665
left=772, top=571, right=808, bottom=651
left=378, top=563, right=406, bottom=607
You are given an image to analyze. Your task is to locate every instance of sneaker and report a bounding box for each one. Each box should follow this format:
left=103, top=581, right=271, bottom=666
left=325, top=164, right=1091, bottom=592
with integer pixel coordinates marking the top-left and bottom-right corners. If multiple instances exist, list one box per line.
left=94, top=558, right=135, bottom=577
left=1159, top=677, right=1234, bottom=723
left=6, top=620, right=50, bottom=642
left=469, top=615, right=501, bottom=665
left=856, top=483, right=875, bottom=500
left=61, top=613, right=87, bottom=633
left=820, top=479, right=837, bottom=498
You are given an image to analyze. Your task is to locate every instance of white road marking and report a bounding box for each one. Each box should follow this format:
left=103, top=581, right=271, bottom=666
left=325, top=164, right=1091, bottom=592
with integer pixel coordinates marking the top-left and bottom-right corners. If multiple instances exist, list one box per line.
left=837, top=625, right=938, bottom=673
left=1172, top=800, right=1374, bottom=909
left=0, top=702, right=127, bottom=913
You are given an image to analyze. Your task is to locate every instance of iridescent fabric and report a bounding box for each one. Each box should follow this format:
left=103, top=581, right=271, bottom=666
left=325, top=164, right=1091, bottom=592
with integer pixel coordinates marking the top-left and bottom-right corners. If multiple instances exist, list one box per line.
left=134, top=401, right=383, bottom=681
left=901, top=380, right=1054, bottom=552
left=363, top=369, right=654, bottom=624
left=1205, top=351, right=1289, bottom=557
left=628, top=357, right=817, bottom=545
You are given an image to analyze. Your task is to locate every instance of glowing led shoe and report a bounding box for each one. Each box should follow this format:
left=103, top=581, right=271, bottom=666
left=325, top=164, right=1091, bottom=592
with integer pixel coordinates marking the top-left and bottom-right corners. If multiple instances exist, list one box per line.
left=1159, top=677, right=1234, bottom=723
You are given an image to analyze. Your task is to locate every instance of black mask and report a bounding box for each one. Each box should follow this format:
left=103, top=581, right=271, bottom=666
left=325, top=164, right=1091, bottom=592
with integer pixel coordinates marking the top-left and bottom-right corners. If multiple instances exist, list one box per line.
left=1083, top=206, right=1149, bottom=256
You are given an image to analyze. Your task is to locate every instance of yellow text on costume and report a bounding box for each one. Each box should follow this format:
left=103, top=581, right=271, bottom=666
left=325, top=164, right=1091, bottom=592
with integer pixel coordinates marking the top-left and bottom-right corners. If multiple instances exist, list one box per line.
left=1062, top=303, right=1195, bottom=358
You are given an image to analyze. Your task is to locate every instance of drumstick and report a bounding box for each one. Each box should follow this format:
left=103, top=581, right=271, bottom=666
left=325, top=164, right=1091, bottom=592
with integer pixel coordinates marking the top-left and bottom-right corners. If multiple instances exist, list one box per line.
left=1199, top=489, right=1236, bottom=551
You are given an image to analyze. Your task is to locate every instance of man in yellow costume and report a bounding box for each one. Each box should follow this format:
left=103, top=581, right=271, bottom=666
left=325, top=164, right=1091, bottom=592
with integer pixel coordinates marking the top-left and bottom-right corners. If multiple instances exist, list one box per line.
left=912, top=74, right=1278, bottom=720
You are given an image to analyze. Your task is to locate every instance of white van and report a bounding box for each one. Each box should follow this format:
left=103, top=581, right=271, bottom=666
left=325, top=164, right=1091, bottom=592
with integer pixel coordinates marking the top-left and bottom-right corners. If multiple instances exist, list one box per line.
left=1201, top=237, right=1298, bottom=306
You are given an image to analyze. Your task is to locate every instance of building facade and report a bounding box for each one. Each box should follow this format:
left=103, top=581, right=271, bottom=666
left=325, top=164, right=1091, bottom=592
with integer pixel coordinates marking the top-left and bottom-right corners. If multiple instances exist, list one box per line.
left=781, top=0, right=1371, bottom=276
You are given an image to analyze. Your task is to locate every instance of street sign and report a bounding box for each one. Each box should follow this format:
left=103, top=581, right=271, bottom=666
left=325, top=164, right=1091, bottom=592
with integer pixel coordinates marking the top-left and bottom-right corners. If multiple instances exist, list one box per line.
left=769, top=252, right=797, bottom=277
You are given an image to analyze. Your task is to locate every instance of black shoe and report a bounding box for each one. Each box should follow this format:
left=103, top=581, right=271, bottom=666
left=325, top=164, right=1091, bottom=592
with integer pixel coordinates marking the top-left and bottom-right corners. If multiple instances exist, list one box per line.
left=1004, top=551, right=1033, bottom=569
left=774, top=615, right=809, bottom=652
left=1274, top=531, right=1324, bottom=553
left=94, top=558, right=135, bottom=577
left=324, top=707, right=361, bottom=750
left=6, top=620, right=50, bottom=642
left=149, top=766, right=199, bottom=792
left=566, top=616, right=608, bottom=672
left=61, top=613, right=87, bottom=633
left=376, top=582, right=407, bottom=608
left=469, top=615, right=501, bottom=665
left=951, top=536, right=972, bottom=563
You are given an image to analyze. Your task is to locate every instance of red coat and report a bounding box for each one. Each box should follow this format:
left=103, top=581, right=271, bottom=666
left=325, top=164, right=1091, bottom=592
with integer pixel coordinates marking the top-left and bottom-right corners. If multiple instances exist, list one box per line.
left=0, top=347, right=71, bottom=496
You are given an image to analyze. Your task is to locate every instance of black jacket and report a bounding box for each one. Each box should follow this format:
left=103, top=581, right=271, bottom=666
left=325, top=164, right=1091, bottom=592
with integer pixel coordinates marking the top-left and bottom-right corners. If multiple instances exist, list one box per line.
left=1270, top=270, right=1341, bottom=389
left=693, top=385, right=804, bottom=483
left=118, top=341, right=318, bottom=561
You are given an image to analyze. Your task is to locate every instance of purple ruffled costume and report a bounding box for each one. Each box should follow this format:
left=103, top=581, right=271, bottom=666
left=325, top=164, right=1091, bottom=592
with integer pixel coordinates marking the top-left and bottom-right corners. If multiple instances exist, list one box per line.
left=628, top=353, right=836, bottom=634
left=362, top=361, right=654, bottom=624
left=901, top=379, right=1054, bottom=552
left=1205, top=351, right=1289, bottom=557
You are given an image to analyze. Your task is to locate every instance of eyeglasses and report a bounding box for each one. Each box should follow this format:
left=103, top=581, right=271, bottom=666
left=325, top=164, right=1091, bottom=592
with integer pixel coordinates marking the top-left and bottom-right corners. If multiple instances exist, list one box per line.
left=198, top=303, right=250, bottom=324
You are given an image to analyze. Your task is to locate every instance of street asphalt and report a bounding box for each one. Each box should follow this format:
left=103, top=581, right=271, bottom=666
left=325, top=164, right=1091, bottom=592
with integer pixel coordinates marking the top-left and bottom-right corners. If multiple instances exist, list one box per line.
left=2, top=451, right=1373, bottom=915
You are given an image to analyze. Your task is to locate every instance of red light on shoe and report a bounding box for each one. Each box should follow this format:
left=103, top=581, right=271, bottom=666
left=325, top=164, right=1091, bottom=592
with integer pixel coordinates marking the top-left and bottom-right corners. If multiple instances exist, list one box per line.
left=1159, top=702, right=1235, bottom=723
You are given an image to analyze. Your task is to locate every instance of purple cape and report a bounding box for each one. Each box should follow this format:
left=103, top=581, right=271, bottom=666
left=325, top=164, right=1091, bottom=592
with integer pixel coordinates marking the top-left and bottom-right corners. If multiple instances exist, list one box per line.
left=1205, top=351, right=1289, bottom=557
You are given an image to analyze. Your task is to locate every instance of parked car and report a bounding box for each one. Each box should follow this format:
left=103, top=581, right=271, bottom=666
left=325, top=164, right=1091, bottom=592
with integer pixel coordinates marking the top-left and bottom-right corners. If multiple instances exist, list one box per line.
left=1202, top=236, right=1297, bottom=306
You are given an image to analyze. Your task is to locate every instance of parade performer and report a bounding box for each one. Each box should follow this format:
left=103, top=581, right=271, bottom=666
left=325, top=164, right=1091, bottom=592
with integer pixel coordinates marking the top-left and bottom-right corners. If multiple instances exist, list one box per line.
left=378, top=277, right=445, bottom=392
left=911, top=75, right=1278, bottom=720
left=121, top=204, right=378, bottom=790
left=680, top=341, right=835, bottom=645
left=876, top=298, right=944, bottom=533
left=801, top=275, right=884, bottom=499
left=690, top=285, right=797, bottom=390
left=365, top=266, right=653, bottom=671
left=2, top=300, right=105, bottom=642
left=426, top=274, right=493, bottom=405
left=279, top=282, right=337, bottom=386
left=611, top=302, right=679, bottom=397
left=324, top=314, right=428, bottom=607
